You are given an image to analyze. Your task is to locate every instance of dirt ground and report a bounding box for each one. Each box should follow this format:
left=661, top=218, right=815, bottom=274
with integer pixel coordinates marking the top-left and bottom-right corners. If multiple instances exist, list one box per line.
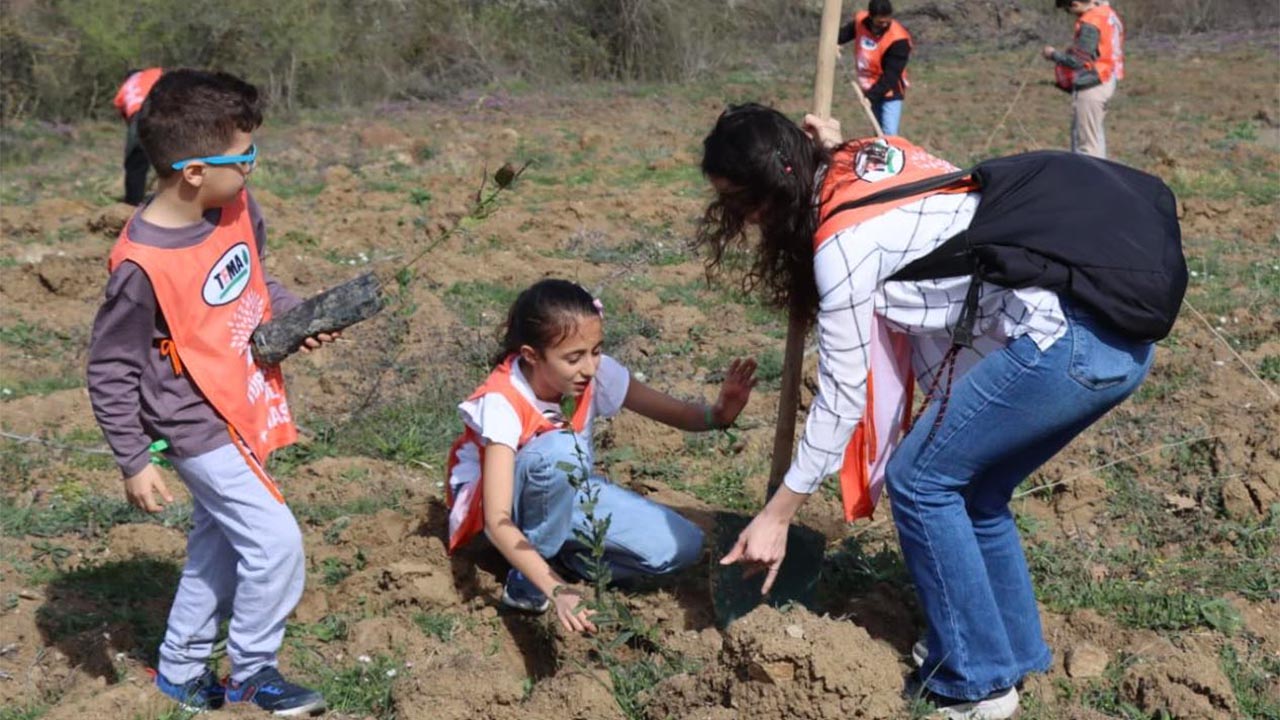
left=1, top=23, right=1277, bottom=720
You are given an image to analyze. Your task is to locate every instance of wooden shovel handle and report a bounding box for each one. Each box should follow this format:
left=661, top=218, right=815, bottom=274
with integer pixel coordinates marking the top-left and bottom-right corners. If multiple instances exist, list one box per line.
left=853, top=83, right=886, bottom=137
left=768, top=0, right=846, bottom=494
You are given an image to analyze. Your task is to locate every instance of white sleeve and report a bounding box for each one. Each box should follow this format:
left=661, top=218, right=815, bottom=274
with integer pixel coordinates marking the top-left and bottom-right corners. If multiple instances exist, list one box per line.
left=457, top=393, right=523, bottom=450
left=591, top=354, right=632, bottom=419
left=783, top=227, right=876, bottom=495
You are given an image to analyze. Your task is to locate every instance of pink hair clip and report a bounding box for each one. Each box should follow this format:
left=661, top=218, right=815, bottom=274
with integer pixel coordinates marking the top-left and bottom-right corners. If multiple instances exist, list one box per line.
left=592, top=297, right=605, bottom=318
left=784, top=165, right=793, bottom=174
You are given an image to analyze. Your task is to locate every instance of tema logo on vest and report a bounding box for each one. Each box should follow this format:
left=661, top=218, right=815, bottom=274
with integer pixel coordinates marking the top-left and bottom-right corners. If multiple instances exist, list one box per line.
left=854, top=141, right=906, bottom=183
left=203, top=243, right=252, bottom=306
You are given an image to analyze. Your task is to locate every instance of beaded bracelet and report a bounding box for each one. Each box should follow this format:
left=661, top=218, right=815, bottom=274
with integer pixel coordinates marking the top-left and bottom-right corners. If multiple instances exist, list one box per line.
left=704, top=404, right=719, bottom=430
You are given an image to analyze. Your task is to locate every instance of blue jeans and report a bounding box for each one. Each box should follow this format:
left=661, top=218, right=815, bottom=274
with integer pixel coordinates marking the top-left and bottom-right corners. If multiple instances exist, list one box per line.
left=872, top=98, right=903, bottom=136
left=511, top=431, right=704, bottom=580
left=886, top=304, right=1153, bottom=700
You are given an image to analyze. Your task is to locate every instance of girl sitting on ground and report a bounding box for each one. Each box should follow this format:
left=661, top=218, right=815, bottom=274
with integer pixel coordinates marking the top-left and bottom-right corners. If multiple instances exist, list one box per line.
left=445, top=278, right=758, bottom=633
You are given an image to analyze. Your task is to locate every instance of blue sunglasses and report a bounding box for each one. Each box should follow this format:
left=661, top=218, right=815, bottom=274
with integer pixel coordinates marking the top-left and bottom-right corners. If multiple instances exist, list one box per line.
left=171, top=144, right=258, bottom=171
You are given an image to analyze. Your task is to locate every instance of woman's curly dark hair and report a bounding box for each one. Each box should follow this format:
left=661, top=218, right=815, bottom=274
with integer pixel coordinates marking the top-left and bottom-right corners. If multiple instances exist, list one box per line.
left=694, top=103, right=832, bottom=326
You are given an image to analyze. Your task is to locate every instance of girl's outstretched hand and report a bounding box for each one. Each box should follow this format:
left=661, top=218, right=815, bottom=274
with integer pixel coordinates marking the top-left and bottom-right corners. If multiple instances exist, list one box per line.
left=712, top=357, right=758, bottom=428
left=552, top=585, right=597, bottom=634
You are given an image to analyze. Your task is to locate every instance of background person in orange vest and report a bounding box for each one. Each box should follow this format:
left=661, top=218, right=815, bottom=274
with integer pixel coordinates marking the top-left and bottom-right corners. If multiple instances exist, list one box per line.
left=701, top=104, right=1154, bottom=720
left=1042, top=0, right=1125, bottom=158
left=87, top=69, right=338, bottom=716
left=838, top=0, right=912, bottom=135
left=446, top=279, right=757, bottom=634
left=112, top=67, right=164, bottom=205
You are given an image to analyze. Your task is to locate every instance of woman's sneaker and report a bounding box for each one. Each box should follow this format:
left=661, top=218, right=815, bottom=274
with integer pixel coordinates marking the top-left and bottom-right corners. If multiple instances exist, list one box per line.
left=152, top=667, right=225, bottom=711
left=501, top=568, right=551, bottom=613
left=226, top=666, right=326, bottom=716
left=912, top=685, right=1019, bottom=720
left=912, top=638, right=928, bottom=668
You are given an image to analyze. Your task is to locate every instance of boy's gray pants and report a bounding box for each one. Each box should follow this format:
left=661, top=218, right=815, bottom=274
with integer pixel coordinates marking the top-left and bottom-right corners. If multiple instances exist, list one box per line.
left=158, top=443, right=305, bottom=684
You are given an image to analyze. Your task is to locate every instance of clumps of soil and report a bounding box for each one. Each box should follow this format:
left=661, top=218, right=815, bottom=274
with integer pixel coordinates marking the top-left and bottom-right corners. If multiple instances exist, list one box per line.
left=645, top=605, right=906, bottom=719
left=1121, top=640, right=1239, bottom=720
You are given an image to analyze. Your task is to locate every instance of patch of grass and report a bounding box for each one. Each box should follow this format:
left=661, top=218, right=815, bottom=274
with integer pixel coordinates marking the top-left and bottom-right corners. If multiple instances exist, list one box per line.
left=0, top=375, right=84, bottom=400
left=0, top=321, right=76, bottom=355
left=1183, top=240, right=1280, bottom=321
left=1029, top=540, right=1245, bottom=633
left=408, top=188, right=432, bottom=206
left=615, top=161, right=703, bottom=194
left=250, top=167, right=326, bottom=199
left=266, top=432, right=339, bottom=477
left=669, top=465, right=755, bottom=511
left=681, top=428, right=741, bottom=457
left=289, top=614, right=351, bottom=643
left=819, top=536, right=910, bottom=602
left=1054, top=655, right=1147, bottom=718
left=443, top=280, right=519, bottom=327
left=302, top=654, right=402, bottom=720
left=278, top=229, right=320, bottom=248
left=0, top=705, right=49, bottom=720
left=0, top=120, right=79, bottom=168
left=602, top=307, right=661, bottom=352
left=608, top=652, right=697, bottom=720
left=334, top=392, right=460, bottom=466
left=1132, top=342, right=1205, bottom=402
left=319, top=549, right=366, bottom=586
left=1224, top=119, right=1260, bottom=142
left=705, top=345, right=784, bottom=388
left=1259, top=355, right=1280, bottom=383
left=413, top=611, right=462, bottom=641
left=1167, top=158, right=1280, bottom=207
left=1221, top=643, right=1280, bottom=719
left=0, top=442, right=49, bottom=483
left=1098, top=462, right=1168, bottom=543
left=576, top=236, right=688, bottom=267
left=0, top=492, right=191, bottom=539
left=292, top=493, right=406, bottom=526
left=657, top=279, right=705, bottom=306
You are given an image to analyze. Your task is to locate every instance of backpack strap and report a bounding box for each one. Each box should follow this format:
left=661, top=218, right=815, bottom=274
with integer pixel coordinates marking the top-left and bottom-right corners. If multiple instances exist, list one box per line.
left=819, top=168, right=976, bottom=228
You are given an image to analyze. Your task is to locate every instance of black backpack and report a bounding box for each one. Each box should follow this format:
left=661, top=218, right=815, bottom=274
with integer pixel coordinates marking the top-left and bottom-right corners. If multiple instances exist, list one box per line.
left=823, top=150, right=1187, bottom=344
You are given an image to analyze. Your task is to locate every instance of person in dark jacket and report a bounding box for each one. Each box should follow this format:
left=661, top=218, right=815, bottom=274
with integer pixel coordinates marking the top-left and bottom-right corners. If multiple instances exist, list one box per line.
left=839, top=0, right=912, bottom=135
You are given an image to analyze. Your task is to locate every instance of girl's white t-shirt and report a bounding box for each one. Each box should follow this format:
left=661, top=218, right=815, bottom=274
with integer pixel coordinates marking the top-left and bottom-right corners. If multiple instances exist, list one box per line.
left=450, top=355, right=630, bottom=495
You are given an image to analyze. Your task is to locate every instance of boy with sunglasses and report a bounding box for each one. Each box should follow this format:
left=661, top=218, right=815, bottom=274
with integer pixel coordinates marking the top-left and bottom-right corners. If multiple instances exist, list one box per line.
left=86, top=69, right=332, bottom=716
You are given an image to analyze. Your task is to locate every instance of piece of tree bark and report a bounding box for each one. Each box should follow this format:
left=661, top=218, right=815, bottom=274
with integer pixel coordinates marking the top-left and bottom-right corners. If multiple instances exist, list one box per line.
left=251, top=272, right=383, bottom=364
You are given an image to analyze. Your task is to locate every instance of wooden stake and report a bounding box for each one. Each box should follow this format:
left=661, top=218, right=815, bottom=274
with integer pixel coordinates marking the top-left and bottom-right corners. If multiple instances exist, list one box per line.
left=768, top=0, right=846, bottom=494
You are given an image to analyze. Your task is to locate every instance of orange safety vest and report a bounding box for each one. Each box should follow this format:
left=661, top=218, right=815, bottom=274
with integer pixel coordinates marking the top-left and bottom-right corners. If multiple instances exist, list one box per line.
left=113, top=68, right=164, bottom=121
left=444, top=356, right=595, bottom=554
left=108, top=190, right=298, bottom=488
left=853, top=11, right=912, bottom=99
left=814, top=137, right=972, bottom=520
left=1055, top=4, right=1124, bottom=90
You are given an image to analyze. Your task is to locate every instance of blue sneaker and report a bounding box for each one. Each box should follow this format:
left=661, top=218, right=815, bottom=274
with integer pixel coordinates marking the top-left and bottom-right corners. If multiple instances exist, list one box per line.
left=152, top=667, right=225, bottom=711
left=226, top=666, right=326, bottom=716
left=501, top=569, right=550, bottom=613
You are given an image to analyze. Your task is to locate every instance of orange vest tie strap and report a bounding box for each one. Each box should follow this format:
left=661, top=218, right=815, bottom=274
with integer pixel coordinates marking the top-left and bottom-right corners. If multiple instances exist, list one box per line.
left=157, top=338, right=183, bottom=377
